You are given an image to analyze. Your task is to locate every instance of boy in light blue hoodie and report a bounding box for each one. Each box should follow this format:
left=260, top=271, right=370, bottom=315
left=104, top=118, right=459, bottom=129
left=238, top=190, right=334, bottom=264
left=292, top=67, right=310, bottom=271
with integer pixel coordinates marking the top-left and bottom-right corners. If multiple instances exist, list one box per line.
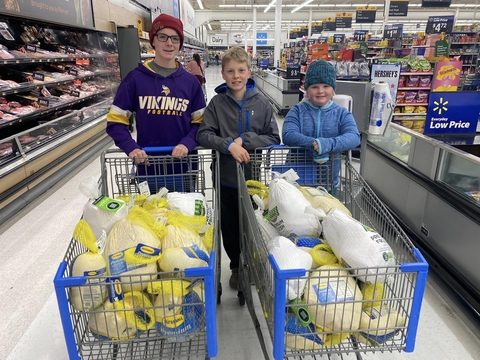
left=282, top=60, right=360, bottom=189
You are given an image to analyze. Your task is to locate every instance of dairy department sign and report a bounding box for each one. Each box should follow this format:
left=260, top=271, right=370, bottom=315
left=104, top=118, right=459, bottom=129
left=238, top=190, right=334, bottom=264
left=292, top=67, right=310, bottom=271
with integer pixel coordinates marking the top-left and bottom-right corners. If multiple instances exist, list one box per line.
left=424, top=92, right=480, bottom=134
left=210, top=34, right=227, bottom=45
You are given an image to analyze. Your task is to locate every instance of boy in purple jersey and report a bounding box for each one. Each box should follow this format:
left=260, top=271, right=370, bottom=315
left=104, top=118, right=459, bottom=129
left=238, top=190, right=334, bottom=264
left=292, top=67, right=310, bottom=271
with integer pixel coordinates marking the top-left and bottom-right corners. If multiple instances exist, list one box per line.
left=106, top=14, right=206, bottom=191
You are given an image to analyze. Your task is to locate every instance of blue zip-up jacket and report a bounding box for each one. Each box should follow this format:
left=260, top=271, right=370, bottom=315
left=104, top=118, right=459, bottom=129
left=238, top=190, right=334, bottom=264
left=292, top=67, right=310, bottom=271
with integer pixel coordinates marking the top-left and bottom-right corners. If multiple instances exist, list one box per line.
left=196, top=78, right=281, bottom=188
left=282, top=100, right=360, bottom=185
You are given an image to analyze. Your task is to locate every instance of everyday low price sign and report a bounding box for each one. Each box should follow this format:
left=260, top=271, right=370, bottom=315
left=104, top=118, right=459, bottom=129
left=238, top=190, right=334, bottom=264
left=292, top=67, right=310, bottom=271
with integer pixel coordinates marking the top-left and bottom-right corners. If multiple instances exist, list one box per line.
left=425, top=15, right=454, bottom=34
left=424, top=92, right=480, bottom=134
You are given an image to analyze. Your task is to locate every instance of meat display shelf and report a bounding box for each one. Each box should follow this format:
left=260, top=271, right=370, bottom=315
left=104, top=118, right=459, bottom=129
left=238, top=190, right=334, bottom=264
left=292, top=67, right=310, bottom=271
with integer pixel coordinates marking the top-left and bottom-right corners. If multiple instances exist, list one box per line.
left=0, top=87, right=117, bottom=130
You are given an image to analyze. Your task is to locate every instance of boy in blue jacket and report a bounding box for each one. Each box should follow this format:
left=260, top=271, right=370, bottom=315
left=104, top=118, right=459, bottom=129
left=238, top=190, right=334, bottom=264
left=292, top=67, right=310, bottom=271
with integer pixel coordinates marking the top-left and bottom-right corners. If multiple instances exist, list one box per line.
left=196, top=47, right=281, bottom=289
left=282, top=60, right=360, bottom=190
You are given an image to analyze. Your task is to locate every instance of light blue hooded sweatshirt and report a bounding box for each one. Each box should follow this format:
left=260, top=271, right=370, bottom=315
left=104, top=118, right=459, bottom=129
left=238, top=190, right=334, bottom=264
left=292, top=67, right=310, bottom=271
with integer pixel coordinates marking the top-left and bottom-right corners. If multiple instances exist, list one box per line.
left=282, top=100, right=360, bottom=186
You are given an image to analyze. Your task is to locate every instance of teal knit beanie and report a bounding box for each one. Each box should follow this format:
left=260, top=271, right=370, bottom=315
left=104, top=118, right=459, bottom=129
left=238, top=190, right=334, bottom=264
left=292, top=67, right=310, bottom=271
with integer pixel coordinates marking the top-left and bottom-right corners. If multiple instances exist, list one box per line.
left=304, top=60, right=337, bottom=90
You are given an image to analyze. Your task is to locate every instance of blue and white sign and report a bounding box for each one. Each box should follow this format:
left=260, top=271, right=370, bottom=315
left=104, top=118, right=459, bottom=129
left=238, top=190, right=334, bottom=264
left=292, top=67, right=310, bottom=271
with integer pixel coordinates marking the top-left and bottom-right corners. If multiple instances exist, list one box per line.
left=370, top=64, right=401, bottom=100
left=256, top=32, right=267, bottom=45
left=425, top=15, right=454, bottom=34
left=424, top=92, right=480, bottom=134
left=333, top=34, right=346, bottom=44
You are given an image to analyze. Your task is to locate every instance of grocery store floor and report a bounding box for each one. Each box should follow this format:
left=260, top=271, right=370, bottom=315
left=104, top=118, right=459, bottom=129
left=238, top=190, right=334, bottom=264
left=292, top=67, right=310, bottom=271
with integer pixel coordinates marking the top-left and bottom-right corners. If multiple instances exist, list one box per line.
left=2, top=65, right=480, bottom=360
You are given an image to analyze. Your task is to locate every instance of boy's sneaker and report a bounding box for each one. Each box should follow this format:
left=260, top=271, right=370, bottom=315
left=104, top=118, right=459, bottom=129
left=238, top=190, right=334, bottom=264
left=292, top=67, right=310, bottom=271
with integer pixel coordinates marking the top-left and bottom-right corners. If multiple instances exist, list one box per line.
left=229, top=268, right=239, bottom=290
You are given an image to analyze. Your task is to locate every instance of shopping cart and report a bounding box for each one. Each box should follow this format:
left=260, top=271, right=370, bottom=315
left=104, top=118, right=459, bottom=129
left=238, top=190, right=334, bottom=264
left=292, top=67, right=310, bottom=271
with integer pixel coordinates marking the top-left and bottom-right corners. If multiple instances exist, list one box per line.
left=54, top=147, right=221, bottom=360
left=237, top=146, right=428, bottom=360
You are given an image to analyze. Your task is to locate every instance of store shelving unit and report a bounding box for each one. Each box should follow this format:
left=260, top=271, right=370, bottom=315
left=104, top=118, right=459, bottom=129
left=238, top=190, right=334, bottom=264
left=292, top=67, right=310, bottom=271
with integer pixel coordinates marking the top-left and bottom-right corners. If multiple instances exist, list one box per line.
left=0, top=15, right=119, bottom=210
left=393, top=68, right=434, bottom=133
left=449, top=31, right=480, bottom=77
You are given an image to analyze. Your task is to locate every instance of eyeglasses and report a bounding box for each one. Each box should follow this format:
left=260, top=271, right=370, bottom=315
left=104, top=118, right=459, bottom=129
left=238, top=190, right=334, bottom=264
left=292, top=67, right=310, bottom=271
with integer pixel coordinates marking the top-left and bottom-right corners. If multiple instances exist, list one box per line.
left=155, top=33, right=181, bottom=44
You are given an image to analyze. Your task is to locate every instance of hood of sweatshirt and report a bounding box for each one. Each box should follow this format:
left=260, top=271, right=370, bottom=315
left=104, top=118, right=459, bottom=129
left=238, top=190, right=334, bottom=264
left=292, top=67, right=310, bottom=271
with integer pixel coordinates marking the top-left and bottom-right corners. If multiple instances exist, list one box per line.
left=214, top=78, right=257, bottom=99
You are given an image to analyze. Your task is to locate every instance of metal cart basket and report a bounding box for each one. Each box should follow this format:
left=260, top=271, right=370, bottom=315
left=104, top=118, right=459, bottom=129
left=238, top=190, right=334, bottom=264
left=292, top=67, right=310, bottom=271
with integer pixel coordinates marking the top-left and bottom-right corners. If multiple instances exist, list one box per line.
left=54, top=147, right=221, bottom=360
left=237, top=147, right=428, bottom=360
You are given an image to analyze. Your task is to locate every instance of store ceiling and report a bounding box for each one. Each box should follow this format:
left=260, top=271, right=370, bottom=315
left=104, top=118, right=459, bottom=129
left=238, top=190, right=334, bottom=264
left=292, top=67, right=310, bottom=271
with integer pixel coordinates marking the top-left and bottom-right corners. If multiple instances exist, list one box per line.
left=193, top=0, right=480, bottom=32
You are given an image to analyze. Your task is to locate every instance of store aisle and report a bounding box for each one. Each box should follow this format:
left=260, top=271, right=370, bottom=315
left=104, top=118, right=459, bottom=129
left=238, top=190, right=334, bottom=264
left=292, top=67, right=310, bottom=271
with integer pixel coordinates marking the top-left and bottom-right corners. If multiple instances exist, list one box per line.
left=2, top=67, right=480, bottom=360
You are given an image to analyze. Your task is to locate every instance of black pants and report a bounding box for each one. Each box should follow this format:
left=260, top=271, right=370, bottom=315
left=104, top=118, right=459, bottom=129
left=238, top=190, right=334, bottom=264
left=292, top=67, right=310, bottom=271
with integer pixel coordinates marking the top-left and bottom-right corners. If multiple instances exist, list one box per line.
left=220, top=185, right=240, bottom=270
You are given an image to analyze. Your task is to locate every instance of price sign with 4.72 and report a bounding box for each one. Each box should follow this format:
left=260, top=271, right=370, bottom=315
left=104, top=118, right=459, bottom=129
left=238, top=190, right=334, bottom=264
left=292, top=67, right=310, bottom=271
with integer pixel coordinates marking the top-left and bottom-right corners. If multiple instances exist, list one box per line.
left=426, top=16, right=454, bottom=35
left=383, top=24, right=403, bottom=39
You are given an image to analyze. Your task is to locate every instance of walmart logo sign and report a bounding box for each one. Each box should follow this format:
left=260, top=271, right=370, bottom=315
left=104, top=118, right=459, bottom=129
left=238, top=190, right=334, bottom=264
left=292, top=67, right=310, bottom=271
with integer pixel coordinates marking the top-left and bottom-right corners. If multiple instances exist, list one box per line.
left=432, top=97, right=448, bottom=115
left=257, top=32, right=267, bottom=45
left=425, top=92, right=480, bottom=135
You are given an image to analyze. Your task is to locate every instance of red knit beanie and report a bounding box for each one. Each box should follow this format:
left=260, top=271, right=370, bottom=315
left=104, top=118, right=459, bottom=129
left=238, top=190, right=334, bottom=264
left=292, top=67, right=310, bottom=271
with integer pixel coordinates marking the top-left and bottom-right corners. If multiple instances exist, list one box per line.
left=149, top=14, right=184, bottom=49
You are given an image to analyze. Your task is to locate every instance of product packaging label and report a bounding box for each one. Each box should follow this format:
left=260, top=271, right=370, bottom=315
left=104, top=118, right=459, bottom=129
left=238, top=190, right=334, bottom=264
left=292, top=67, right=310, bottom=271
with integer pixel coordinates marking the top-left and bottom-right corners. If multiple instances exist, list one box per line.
left=106, top=277, right=124, bottom=302
left=313, top=280, right=354, bottom=304
left=93, top=195, right=125, bottom=213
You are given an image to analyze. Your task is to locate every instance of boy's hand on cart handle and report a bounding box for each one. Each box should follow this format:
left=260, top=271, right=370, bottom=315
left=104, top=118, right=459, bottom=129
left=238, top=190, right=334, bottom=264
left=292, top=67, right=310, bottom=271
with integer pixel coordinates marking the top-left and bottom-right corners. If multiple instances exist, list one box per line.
left=129, top=149, right=149, bottom=165
left=229, top=142, right=250, bottom=163
left=312, top=140, right=319, bottom=152
left=172, top=144, right=188, bottom=157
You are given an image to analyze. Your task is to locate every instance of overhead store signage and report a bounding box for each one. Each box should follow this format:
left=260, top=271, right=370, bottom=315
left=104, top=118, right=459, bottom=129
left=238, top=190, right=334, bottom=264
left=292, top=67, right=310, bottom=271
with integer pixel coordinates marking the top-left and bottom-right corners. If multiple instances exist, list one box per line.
left=389, top=0, right=409, bottom=16
left=354, top=30, right=368, bottom=42
left=322, top=18, right=336, bottom=32
left=180, top=0, right=196, bottom=36
left=333, top=34, right=346, bottom=44
left=317, top=37, right=329, bottom=44
left=290, top=28, right=300, bottom=39
left=422, top=0, right=451, bottom=7
left=335, top=13, right=353, bottom=29
left=210, top=34, right=227, bottom=45
left=356, top=6, right=377, bottom=23
left=311, top=22, right=323, bottom=34
left=383, top=24, right=403, bottom=39
left=300, top=26, right=309, bottom=37
left=229, top=33, right=245, bottom=45
left=425, top=15, right=454, bottom=34
left=0, top=0, right=94, bottom=28
left=424, top=92, right=480, bottom=134
left=256, top=32, right=267, bottom=45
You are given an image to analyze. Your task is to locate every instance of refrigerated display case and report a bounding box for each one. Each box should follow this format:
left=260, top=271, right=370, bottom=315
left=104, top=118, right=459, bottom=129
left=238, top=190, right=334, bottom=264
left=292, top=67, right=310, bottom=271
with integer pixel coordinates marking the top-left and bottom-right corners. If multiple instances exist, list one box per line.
left=0, top=15, right=119, bottom=217
left=252, top=69, right=300, bottom=115
left=364, top=123, right=480, bottom=317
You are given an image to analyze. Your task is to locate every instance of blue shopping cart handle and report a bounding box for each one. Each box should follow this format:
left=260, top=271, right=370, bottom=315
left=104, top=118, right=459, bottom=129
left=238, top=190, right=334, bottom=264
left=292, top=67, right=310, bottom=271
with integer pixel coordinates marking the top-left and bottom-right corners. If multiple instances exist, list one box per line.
left=142, top=146, right=175, bottom=153
left=264, top=144, right=288, bottom=149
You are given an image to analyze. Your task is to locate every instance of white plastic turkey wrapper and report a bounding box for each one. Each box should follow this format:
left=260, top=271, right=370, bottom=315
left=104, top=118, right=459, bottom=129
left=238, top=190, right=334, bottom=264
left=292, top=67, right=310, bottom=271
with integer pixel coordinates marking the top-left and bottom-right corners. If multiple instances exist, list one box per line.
left=267, top=236, right=312, bottom=301
left=268, top=178, right=322, bottom=238
left=166, top=192, right=213, bottom=224
left=322, top=209, right=396, bottom=283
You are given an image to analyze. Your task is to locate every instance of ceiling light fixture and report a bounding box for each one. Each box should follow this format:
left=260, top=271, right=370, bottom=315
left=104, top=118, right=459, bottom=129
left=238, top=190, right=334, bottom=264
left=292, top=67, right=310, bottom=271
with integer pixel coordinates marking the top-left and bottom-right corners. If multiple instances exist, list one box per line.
left=246, top=24, right=252, bottom=31
left=196, top=0, right=204, bottom=10
left=264, top=0, right=276, bottom=13
left=208, top=23, right=212, bottom=30
left=291, top=0, right=314, bottom=13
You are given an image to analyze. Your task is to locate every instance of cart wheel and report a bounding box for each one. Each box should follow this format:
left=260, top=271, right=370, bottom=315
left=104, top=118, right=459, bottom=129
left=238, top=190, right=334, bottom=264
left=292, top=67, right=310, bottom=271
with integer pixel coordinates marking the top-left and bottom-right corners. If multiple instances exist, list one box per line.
left=238, top=291, right=245, bottom=306
left=217, top=282, right=222, bottom=304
